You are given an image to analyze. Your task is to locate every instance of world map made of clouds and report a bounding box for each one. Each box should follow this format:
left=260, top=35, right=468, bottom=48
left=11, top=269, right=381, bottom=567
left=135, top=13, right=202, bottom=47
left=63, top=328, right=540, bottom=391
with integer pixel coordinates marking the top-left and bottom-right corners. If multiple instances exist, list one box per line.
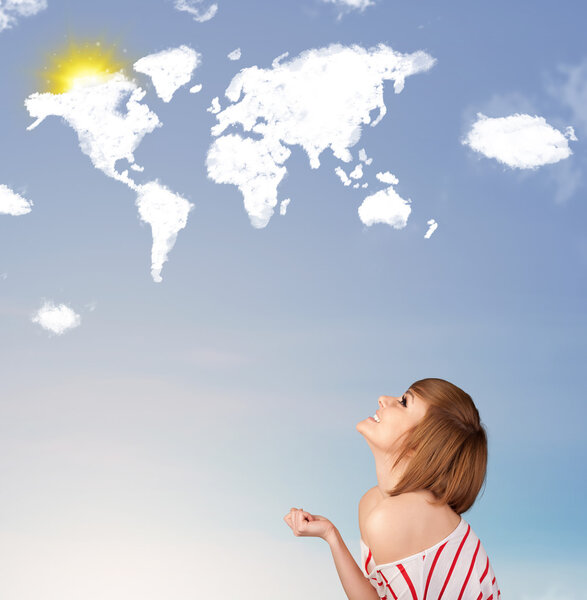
left=21, top=41, right=577, bottom=288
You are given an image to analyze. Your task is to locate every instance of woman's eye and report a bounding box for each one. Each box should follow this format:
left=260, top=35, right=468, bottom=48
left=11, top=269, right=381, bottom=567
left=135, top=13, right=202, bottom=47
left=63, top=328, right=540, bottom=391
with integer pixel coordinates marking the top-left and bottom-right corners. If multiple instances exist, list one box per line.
left=399, top=395, right=407, bottom=407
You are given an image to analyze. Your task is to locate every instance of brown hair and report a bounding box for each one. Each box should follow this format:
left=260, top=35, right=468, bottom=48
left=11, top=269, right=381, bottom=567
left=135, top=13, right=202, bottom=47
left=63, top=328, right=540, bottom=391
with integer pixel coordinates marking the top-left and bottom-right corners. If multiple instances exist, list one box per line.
left=386, top=378, right=488, bottom=514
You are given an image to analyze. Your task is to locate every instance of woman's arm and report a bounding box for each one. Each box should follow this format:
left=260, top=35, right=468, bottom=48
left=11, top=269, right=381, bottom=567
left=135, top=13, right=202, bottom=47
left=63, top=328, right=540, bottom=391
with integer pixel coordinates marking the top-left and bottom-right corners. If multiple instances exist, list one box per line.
left=324, top=526, right=380, bottom=600
left=284, top=507, right=379, bottom=600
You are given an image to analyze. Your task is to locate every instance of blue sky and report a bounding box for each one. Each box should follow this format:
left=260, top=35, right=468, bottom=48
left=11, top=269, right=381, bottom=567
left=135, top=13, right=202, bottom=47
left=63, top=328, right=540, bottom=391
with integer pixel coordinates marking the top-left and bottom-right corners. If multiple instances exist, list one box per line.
left=1, top=0, right=586, bottom=598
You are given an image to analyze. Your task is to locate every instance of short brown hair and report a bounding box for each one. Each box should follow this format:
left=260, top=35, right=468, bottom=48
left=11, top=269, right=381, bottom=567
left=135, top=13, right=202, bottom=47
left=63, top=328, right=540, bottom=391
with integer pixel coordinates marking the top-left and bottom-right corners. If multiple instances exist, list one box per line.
left=386, top=378, right=488, bottom=514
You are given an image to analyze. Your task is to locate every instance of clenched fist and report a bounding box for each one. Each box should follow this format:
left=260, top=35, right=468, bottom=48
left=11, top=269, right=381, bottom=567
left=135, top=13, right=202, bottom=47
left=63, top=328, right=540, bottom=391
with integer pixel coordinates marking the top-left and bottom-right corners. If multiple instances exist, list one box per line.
left=283, top=507, right=336, bottom=541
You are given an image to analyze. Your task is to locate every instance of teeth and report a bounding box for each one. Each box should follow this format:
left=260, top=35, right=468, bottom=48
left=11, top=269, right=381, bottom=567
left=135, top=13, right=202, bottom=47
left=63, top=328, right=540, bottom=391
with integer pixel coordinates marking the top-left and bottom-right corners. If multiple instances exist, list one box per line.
left=373, top=414, right=381, bottom=423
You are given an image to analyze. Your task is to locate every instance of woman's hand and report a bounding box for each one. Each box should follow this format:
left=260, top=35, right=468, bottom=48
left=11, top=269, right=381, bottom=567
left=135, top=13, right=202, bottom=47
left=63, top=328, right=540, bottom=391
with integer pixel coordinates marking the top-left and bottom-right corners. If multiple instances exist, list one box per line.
left=283, top=507, right=336, bottom=541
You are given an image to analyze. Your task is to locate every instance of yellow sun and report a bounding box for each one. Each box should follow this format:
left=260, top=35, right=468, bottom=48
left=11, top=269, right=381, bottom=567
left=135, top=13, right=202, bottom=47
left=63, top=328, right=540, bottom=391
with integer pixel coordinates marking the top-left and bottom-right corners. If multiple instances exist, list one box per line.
left=41, top=38, right=129, bottom=94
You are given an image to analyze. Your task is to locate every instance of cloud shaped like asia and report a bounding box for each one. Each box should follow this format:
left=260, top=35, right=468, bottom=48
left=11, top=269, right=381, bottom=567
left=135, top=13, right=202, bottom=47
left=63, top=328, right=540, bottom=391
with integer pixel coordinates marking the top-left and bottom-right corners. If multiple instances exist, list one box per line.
left=463, top=113, right=576, bottom=169
left=207, top=43, right=435, bottom=228
left=0, top=0, right=47, bottom=33
left=0, top=184, right=33, bottom=215
left=134, top=45, right=201, bottom=103
left=32, top=301, right=81, bottom=335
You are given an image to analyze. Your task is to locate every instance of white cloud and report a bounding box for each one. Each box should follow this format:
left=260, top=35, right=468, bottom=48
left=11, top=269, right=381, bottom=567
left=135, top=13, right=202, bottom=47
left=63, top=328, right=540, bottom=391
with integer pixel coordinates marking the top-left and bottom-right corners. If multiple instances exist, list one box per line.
left=321, top=0, right=375, bottom=16
left=31, top=301, right=81, bottom=335
left=0, top=184, right=33, bottom=215
left=349, top=163, right=363, bottom=179
left=133, top=45, right=201, bottom=103
left=206, top=133, right=290, bottom=228
left=208, top=43, right=435, bottom=227
left=358, top=148, right=372, bottom=165
left=25, top=73, right=193, bottom=282
left=376, top=171, right=399, bottom=184
left=358, top=184, right=411, bottom=228
left=135, top=181, right=193, bottom=283
left=272, top=52, right=289, bottom=68
left=462, top=113, right=574, bottom=169
left=334, top=166, right=351, bottom=186
left=279, top=198, right=290, bottom=216
left=189, top=83, right=202, bottom=94
left=227, top=48, right=241, bottom=61
left=173, top=0, right=217, bottom=22
left=25, top=72, right=160, bottom=188
left=424, top=218, right=437, bottom=238
left=0, top=0, right=47, bottom=33
left=207, top=96, right=221, bottom=114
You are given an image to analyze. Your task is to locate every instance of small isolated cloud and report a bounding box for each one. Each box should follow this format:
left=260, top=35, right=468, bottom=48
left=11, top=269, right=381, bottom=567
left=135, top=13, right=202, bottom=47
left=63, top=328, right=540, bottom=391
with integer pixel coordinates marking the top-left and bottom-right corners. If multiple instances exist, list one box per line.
left=349, top=163, right=363, bottom=179
left=358, top=148, right=372, bottom=165
left=135, top=181, right=193, bottom=283
left=424, top=218, right=437, bottom=238
left=207, top=97, right=221, bottom=114
left=334, top=166, right=351, bottom=186
left=227, top=48, right=241, bottom=61
left=25, top=72, right=160, bottom=188
left=463, top=113, right=575, bottom=169
left=358, top=184, right=411, bottom=228
left=0, top=0, right=47, bottom=33
left=32, top=300, right=81, bottom=335
left=173, top=0, right=217, bottom=22
left=376, top=171, right=399, bottom=184
left=279, top=198, right=290, bottom=215
left=134, top=45, right=201, bottom=103
left=321, top=0, right=375, bottom=17
left=0, top=184, right=33, bottom=215
left=190, top=83, right=202, bottom=94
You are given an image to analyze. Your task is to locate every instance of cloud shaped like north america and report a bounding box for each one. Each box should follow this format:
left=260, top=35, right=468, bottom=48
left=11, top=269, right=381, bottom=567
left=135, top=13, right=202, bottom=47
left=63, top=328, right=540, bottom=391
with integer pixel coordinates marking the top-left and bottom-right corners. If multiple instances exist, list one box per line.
left=25, top=57, right=195, bottom=283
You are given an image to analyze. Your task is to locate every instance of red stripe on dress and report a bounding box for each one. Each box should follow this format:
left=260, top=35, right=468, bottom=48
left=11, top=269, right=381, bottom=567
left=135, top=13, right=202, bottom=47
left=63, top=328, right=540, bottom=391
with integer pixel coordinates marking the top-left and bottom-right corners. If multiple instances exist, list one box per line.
left=491, top=576, right=496, bottom=585
left=476, top=593, right=482, bottom=600
left=378, top=569, right=398, bottom=600
left=437, top=523, right=471, bottom=600
left=365, top=548, right=372, bottom=575
left=457, top=539, right=480, bottom=600
left=397, top=563, right=418, bottom=600
left=423, top=541, right=448, bottom=600
left=480, top=556, right=489, bottom=583
left=487, top=594, right=493, bottom=600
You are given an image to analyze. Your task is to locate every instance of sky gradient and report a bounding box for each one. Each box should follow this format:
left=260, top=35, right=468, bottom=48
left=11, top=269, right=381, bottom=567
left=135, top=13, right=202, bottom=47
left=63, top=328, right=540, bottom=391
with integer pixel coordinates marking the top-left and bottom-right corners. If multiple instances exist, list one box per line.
left=1, top=1, right=586, bottom=598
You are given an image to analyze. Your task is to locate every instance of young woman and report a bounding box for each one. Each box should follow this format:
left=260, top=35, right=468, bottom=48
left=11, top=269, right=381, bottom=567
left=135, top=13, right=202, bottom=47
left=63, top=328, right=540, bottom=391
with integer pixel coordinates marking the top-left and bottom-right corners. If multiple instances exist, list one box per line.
left=284, top=378, right=500, bottom=600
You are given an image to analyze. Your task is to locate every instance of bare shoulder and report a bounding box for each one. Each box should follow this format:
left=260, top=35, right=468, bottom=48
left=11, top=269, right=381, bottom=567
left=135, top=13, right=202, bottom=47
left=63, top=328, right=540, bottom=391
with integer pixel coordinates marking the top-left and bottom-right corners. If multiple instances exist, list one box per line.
left=358, top=486, right=382, bottom=542
left=364, top=493, right=461, bottom=565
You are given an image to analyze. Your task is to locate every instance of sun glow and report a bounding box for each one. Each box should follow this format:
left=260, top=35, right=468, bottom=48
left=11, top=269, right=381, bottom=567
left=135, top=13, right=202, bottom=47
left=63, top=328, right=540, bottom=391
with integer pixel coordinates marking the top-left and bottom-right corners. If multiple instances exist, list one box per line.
left=41, top=38, right=129, bottom=94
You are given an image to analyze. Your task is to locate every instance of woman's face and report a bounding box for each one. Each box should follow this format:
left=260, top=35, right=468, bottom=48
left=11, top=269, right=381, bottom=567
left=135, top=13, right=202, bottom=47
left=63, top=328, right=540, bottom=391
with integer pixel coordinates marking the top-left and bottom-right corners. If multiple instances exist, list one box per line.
left=356, top=389, right=429, bottom=456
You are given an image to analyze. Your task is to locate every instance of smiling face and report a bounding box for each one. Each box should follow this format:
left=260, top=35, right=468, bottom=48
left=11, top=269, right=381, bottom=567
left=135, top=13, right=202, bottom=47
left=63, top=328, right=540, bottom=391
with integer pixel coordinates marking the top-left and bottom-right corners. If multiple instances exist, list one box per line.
left=356, top=389, right=429, bottom=459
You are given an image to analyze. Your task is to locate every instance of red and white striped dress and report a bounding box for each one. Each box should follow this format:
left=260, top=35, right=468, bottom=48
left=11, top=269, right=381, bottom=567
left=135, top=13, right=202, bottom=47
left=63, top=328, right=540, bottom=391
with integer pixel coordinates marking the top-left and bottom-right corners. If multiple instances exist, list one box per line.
left=360, top=517, right=500, bottom=600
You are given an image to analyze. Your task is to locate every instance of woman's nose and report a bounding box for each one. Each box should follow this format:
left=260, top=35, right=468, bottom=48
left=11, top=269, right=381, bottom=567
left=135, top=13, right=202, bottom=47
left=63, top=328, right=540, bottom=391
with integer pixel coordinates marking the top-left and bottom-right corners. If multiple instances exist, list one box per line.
left=378, top=395, right=391, bottom=408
